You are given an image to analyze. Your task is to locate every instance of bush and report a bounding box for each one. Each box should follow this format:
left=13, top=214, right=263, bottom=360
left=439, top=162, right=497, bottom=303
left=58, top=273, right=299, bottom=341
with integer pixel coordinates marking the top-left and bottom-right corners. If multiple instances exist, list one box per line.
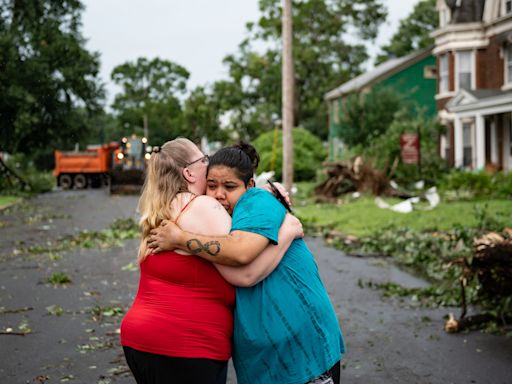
left=1, top=153, right=55, bottom=195
left=363, top=109, right=448, bottom=186
left=253, top=127, right=327, bottom=181
left=440, top=170, right=512, bottom=199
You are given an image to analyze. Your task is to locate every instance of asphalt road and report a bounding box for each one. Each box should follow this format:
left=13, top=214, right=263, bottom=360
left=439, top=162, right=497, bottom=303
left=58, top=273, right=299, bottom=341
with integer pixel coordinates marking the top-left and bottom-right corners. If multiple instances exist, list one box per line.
left=0, top=190, right=511, bottom=384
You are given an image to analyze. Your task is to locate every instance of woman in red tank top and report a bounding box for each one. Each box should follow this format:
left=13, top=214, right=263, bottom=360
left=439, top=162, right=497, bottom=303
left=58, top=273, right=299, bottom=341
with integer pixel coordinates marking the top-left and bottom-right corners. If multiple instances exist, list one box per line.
left=120, top=138, right=300, bottom=384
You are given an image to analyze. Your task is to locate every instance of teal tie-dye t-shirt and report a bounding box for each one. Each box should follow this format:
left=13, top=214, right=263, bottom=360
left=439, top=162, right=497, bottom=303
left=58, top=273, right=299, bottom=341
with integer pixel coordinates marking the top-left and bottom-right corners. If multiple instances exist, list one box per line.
left=230, top=188, right=345, bottom=384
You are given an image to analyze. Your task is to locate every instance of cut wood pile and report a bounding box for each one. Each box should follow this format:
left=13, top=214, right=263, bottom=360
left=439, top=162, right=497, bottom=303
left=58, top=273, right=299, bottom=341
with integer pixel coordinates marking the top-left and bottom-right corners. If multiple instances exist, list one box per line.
left=473, top=230, right=512, bottom=297
left=444, top=229, right=512, bottom=333
left=314, top=157, right=399, bottom=199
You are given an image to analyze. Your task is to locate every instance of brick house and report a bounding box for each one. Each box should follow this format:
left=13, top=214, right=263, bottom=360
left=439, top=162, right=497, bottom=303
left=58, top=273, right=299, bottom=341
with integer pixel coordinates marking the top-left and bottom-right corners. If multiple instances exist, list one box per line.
left=434, top=0, right=512, bottom=171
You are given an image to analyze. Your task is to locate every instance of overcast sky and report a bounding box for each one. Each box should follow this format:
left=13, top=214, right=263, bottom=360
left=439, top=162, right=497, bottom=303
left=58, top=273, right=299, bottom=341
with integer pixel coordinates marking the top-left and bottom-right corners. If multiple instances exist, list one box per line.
left=82, top=0, right=423, bottom=104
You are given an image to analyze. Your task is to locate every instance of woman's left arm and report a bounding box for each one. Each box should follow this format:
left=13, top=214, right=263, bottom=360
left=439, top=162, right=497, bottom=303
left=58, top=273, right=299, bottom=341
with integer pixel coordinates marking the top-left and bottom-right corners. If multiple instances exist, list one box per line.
left=215, top=214, right=303, bottom=287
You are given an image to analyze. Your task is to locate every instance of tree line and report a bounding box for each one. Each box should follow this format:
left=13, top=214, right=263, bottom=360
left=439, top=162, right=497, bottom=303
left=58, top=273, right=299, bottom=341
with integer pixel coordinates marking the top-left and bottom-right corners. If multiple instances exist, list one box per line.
left=0, top=0, right=437, bottom=169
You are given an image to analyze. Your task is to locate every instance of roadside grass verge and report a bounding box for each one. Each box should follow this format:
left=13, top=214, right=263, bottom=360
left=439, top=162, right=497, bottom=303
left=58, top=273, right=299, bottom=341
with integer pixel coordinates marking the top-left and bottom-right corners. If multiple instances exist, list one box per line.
left=293, top=182, right=512, bottom=237
left=0, top=196, right=20, bottom=210
left=294, top=181, right=512, bottom=333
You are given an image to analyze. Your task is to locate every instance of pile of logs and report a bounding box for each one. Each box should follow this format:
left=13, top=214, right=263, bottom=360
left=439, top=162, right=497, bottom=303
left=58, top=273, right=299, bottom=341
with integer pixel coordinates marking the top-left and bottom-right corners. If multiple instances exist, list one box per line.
left=444, top=229, right=512, bottom=333
left=472, top=230, right=512, bottom=297
left=314, top=157, right=395, bottom=199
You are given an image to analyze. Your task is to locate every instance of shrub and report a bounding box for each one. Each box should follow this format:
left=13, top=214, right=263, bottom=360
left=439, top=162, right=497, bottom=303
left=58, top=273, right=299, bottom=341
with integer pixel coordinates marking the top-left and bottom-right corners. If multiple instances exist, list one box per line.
left=0, top=153, right=55, bottom=195
left=363, top=109, right=448, bottom=186
left=439, top=170, right=512, bottom=199
left=253, top=127, right=327, bottom=181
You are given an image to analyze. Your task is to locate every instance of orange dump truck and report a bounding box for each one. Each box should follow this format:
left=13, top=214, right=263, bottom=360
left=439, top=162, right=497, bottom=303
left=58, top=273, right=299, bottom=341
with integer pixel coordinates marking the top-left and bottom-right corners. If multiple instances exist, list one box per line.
left=53, top=143, right=118, bottom=189
left=54, top=136, right=149, bottom=193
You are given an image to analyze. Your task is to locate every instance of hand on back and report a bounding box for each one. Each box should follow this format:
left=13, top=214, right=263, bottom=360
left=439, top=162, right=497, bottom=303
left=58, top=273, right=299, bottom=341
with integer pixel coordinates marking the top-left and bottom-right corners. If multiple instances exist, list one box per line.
left=282, top=213, right=303, bottom=240
left=148, top=220, right=181, bottom=254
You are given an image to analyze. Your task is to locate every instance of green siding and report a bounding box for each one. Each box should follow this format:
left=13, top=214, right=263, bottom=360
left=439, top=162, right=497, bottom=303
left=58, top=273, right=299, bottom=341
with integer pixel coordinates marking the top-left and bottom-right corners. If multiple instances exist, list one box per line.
left=378, top=55, right=437, bottom=118
left=328, top=54, right=437, bottom=160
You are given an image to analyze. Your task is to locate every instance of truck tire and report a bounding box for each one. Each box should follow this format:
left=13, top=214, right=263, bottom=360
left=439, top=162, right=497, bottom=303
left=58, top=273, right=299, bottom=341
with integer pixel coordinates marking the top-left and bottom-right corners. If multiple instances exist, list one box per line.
left=59, top=174, right=73, bottom=190
left=74, top=174, right=88, bottom=189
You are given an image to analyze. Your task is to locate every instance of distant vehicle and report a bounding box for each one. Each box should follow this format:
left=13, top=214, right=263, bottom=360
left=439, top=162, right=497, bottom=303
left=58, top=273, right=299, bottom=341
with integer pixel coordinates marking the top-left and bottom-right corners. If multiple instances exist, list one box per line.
left=53, top=135, right=151, bottom=194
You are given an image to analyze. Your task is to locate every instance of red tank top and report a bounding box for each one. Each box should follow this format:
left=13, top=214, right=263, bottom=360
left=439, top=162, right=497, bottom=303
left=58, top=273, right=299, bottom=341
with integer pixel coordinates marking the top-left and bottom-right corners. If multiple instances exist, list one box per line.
left=120, top=197, right=235, bottom=360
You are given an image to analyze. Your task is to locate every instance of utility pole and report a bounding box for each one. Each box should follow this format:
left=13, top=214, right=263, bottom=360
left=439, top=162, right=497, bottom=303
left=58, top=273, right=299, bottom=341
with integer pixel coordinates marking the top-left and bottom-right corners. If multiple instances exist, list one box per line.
left=282, top=0, right=294, bottom=192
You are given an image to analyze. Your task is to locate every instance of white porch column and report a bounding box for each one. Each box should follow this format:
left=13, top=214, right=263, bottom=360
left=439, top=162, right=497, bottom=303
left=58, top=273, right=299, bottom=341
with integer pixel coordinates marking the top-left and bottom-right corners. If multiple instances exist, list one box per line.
left=475, top=113, right=485, bottom=170
left=490, top=119, right=498, bottom=164
left=454, top=117, right=463, bottom=167
left=505, top=113, right=512, bottom=172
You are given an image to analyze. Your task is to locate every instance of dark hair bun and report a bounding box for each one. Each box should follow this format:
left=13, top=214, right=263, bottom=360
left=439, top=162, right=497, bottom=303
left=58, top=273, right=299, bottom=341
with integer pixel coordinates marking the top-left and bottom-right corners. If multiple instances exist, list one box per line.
left=234, top=141, right=260, bottom=170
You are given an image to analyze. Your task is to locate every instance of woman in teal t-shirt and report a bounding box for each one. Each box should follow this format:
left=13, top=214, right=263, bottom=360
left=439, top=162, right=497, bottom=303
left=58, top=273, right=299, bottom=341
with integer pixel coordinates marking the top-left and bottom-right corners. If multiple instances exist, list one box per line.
left=149, top=142, right=345, bottom=384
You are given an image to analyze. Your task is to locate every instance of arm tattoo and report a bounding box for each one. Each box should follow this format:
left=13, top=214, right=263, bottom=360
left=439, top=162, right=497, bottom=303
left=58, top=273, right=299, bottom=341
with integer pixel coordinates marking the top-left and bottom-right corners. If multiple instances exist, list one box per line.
left=186, top=238, right=221, bottom=256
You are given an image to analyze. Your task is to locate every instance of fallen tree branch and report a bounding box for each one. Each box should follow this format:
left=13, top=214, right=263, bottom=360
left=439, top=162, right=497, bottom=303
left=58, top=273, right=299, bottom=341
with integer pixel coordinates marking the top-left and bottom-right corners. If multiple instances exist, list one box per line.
left=0, top=306, right=33, bottom=315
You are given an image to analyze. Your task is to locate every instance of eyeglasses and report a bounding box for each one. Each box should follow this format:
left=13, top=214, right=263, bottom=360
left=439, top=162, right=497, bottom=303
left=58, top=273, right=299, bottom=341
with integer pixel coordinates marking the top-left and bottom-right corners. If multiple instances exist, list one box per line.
left=186, top=154, right=209, bottom=167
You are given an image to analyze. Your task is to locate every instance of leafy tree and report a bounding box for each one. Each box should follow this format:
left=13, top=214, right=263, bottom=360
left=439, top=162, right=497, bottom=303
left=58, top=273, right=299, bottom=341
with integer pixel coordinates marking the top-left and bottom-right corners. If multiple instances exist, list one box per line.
left=375, top=0, right=438, bottom=65
left=110, top=57, right=189, bottom=143
left=0, top=0, right=104, bottom=167
left=217, top=0, right=387, bottom=140
left=364, top=109, right=447, bottom=185
left=339, top=86, right=406, bottom=148
left=253, top=127, right=327, bottom=181
left=182, top=86, right=228, bottom=144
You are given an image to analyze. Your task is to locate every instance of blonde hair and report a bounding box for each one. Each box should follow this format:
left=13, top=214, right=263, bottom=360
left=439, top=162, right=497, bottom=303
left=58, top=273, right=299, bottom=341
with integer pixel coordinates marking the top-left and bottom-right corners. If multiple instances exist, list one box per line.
left=137, top=138, right=197, bottom=262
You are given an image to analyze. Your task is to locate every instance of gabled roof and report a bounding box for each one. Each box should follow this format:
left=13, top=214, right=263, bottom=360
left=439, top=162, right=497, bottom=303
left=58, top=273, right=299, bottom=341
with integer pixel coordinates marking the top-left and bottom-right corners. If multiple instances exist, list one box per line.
left=446, top=89, right=504, bottom=109
left=447, top=88, right=512, bottom=114
left=325, top=47, right=433, bottom=101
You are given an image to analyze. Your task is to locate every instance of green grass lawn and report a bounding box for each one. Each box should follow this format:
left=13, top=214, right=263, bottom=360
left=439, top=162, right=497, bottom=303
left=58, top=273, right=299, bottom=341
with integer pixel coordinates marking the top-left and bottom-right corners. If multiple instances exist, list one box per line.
left=0, top=196, right=20, bottom=209
left=293, top=183, right=512, bottom=237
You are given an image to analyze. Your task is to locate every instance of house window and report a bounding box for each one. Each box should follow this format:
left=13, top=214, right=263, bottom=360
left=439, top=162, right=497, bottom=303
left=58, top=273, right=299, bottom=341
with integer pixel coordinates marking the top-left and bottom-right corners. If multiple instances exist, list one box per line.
left=440, top=54, right=449, bottom=93
left=507, top=47, right=512, bottom=85
left=506, top=0, right=512, bottom=14
left=463, top=122, right=473, bottom=168
left=457, top=51, right=472, bottom=90
left=509, top=114, right=512, bottom=157
left=424, top=65, right=437, bottom=79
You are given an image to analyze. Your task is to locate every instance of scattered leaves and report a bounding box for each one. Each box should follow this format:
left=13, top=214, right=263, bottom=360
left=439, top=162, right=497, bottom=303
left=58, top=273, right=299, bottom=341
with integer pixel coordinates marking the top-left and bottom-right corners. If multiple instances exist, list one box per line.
left=47, top=272, right=72, bottom=285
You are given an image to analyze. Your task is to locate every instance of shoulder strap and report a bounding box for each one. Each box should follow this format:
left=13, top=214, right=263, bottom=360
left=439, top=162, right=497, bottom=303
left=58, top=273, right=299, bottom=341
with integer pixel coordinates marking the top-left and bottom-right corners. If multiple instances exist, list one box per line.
left=174, top=194, right=198, bottom=223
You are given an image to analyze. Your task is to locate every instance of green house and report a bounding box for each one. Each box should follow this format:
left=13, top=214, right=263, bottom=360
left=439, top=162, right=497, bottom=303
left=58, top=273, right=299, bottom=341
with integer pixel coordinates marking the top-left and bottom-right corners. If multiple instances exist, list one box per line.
left=324, top=47, right=437, bottom=159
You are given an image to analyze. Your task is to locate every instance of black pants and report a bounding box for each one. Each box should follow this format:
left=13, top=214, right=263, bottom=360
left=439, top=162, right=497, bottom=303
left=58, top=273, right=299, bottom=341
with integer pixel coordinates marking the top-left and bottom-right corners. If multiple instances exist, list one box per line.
left=123, top=346, right=228, bottom=384
left=305, top=360, right=341, bottom=384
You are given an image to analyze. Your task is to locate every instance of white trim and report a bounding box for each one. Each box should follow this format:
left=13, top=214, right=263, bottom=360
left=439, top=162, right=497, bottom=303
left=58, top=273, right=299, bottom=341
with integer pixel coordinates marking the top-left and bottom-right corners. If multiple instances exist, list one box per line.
left=433, top=39, right=489, bottom=54
left=475, top=114, right=485, bottom=169
left=431, top=22, right=485, bottom=38
left=440, top=134, right=448, bottom=159
left=483, top=0, right=501, bottom=22
left=454, top=117, right=463, bottom=167
left=448, top=92, right=512, bottom=115
left=435, top=91, right=456, bottom=100
left=446, top=89, right=478, bottom=109
left=486, top=16, right=512, bottom=36
left=438, top=109, right=455, bottom=121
